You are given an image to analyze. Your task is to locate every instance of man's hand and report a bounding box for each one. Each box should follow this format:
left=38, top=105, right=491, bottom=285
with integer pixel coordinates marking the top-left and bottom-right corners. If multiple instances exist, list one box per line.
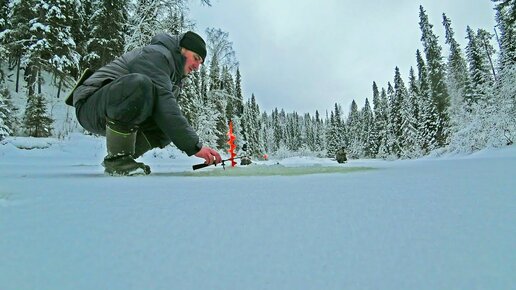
left=194, top=146, right=222, bottom=165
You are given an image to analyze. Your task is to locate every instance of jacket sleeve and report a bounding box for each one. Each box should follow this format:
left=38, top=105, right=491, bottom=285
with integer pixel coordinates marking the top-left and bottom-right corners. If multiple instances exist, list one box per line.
left=127, top=46, right=202, bottom=156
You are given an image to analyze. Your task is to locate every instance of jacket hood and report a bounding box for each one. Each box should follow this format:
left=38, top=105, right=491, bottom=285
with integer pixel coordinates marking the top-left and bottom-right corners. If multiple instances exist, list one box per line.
left=150, top=33, right=185, bottom=78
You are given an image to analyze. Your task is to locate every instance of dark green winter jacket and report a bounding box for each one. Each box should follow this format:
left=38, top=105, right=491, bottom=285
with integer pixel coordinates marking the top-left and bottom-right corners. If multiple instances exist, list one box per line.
left=73, top=33, right=202, bottom=156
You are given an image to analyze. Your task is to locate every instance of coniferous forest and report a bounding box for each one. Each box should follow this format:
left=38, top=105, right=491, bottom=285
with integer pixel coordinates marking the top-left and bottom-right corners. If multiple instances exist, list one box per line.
left=0, top=0, right=514, bottom=160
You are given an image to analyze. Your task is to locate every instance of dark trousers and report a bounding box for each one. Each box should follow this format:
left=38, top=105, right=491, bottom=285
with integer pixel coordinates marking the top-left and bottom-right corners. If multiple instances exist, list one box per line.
left=76, top=73, right=164, bottom=153
left=76, top=73, right=156, bottom=135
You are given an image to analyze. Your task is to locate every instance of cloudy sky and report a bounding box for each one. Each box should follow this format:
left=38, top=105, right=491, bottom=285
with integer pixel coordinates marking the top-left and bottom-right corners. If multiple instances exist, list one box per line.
left=189, top=1, right=497, bottom=115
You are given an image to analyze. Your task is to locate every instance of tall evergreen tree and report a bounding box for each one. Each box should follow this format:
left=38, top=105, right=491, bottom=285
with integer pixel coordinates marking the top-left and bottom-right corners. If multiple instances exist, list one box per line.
left=178, top=71, right=200, bottom=124
left=416, top=49, right=439, bottom=153
left=0, top=87, right=12, bottom=140
left=285, top=111, right=302, bottom=151
left=326, top=103, right=344, bottom=157
left=390, top=67, right=406, bottom=156
left=85, top=0, right=127, bottom=70
left=384, top=82, right=398, bottom=157
left=4, top=0, right=36, bottom=93
left=399, top=69, right=420, bottom=158
left=465, top=26, right=495, bottom=104
left=270, top=108, right=282, bottom=152
left=419, top=5, right=450, bottom=146
left=442, top=13, right=470, bottom=113
left=241, top=94, right=263, bottom=157
left=371, top=82, right=383, bottom=157
left=314, top=110, right=325, bottom=152
left=375, top=86, right=390, bottom=159
left=346, top=100, right=361, bottom=158
left=494, top=0, right=516, bottom=69
left=208, top=56, right=221, bottom=90
left=221, top=66, right=236, bottom=120
left=234, top=68, right=244, bottom=117
left=0, top=86, right=18, bottom=136
left=303, top=112, right=317, bottom=151
left=0, top=0, right=8, bottom=77
left=406, top=67, right=423, bottom=157
left=0, top=0, right=7, bottom=32
left=360, top=98, right=375, bottom=158
left=125, top=0, right=161, bottom=51
left=493, top=0, right=516, bottom=145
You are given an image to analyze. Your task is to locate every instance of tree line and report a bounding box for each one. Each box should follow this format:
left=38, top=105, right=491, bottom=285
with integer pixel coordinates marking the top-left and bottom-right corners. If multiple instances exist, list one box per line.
left=1, top=0, right=515, bottom=160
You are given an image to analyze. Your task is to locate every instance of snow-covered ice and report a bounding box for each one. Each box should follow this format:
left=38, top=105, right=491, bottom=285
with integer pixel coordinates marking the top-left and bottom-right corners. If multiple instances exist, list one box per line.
left=0, top=134, right=515, bottom=290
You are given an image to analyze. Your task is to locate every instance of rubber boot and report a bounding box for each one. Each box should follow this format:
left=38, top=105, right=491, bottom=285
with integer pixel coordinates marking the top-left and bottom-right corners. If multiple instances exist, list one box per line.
left=103, top=122, right=151, bottom=176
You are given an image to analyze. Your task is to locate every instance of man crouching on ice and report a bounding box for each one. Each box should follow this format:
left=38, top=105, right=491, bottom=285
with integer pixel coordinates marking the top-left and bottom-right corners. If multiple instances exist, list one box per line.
left=69, top=31, right=222, bottom=176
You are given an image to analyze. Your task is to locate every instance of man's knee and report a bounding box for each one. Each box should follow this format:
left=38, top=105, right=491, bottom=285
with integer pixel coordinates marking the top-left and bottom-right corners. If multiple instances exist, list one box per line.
left=106, top=74, right=155, bottom=126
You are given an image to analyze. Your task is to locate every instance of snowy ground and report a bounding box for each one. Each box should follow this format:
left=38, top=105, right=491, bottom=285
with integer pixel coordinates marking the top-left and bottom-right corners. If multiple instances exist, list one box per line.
left=0, top=134, right=515, bottom=290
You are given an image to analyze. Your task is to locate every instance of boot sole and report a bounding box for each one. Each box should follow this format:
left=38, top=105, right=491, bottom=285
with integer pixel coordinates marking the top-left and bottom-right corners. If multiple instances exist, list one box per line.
left=105, top=165, right=151, bottom=176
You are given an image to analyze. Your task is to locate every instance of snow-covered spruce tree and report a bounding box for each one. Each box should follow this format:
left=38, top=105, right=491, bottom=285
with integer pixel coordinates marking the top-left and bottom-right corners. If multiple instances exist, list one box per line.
left=384, top=82, right=398, bottom=158
left=346, top=100, right=361, bottom=159
left=416, top=49, right=439, bottom=154
left=260, top=111, right=271, bottom=154
left=284, top=111, right=302, bottom=151
left=194, top=98, right=219, bottom=149
left=36, top=0, right=81, bottom=97
left=371, top=82, right=384, bottom=157
left=313, top=110, right=326, bottom=154
left=84, top=0, right=127, bottom=71
left=494, top=0, right=516, bottom=69
left=442, top=14, right=471, bottom=131
left=0, top=0, right=8, bottom=80
left=74, top=0, right=94, bottom=72
left=23, top=93, right=53, bottom=137
left=198, top=64, right=209, bottom=102
left=375, top=87, right=390, bottom=159
left=208, top=54, right=221, bottom=91
left=241, top=94, right=264, bottom=157
left=466, top=27, right=496, bottom=104
left=3, top=0, right=35, bottom=93
left=203, top=28, right=240, bottom=150
left=0, top=0, right=7, bottom=32
left=0, top=110, right=9, bottom=141
left=0, top=88, right=12, bottom=140
left=406, top=67, right=423, bottom=157
left=221, top=66, right=236, bottom=120
left=130, top=0, right=200, bottom=37
left=207, top=88, right=227, bottom=150
left=390, top=67, right=407, bottom=157
left=0, top=86, right=18, bottom=136
left=453, top=26, right=502, bottom=151
left=419, top=5, right=450, bottom=147
left=326, top=103, right=344, bottom=158
left=178, top=71, right=200, bottom=125
left=493, top=0, right=516, bottom=145
left=233, top=68, right=244, bottom=118
left=325, top=110, right=337, bottom=158
left=269, top=107, right=285, bottom=153
left=304, top=112, right=317, bottom=152
left=183, top=71, right=218, bottom=149
left=359, top=98, right=375, bottom=158
left=125, top=0, right=162, bottom=52
left=400, top=69, right=421, bottom=158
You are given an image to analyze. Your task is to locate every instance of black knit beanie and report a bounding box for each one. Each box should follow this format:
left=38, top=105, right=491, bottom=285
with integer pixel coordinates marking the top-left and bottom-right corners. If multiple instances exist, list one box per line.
left=180, top=31, right=207, bottom=61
